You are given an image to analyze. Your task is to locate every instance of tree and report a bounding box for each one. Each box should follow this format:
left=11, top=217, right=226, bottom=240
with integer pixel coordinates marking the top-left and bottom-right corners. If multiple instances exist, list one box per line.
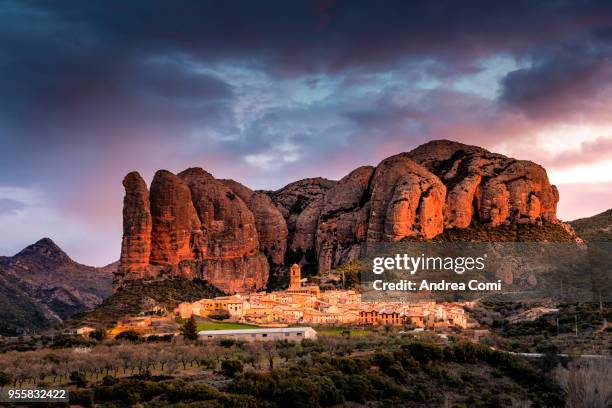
left=181, top=315, right=198, bottom=341
left=89, top=328, right=107, bottom=341
left=221, top=359, right=244, bottom=378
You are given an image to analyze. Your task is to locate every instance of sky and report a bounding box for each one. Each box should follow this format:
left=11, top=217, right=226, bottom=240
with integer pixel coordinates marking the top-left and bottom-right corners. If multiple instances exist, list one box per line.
left=1, top=0, right=612, bottom=265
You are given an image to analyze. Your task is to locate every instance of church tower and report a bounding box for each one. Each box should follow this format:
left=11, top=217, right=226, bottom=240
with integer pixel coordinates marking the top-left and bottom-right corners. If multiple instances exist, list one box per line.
left=290, top=263, right=301, bottom=288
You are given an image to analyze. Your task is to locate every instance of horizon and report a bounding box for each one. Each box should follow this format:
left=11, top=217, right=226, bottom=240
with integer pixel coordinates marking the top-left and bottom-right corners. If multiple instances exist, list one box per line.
left=2, top=1, right=612, bottom=265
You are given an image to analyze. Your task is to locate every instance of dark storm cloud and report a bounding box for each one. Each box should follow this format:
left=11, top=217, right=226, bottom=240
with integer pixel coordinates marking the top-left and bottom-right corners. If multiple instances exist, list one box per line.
left=500, top=28, right=612, bottom=121
left=2, top=0, right=611, bottom=139
left=9, top=0, right=612, bottom=75
left=2, top=0, right=612, bottom=263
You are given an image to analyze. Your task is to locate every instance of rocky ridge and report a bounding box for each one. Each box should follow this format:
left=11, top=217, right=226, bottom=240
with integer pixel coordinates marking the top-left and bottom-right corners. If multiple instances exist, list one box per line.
left=118, top=140, right=563, bottom=291
left=0, top=238, right=113, bottom=335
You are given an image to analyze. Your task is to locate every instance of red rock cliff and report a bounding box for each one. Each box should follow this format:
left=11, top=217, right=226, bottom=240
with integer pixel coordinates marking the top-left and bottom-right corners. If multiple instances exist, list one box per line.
left=116, top=172, right=152, bottom=287
left=117, top=140, right=560, bottom=287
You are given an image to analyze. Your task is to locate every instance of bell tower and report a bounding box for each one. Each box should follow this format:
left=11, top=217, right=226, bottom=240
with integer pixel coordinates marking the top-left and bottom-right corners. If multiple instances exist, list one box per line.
left=290, top=263, right=301, bottom=288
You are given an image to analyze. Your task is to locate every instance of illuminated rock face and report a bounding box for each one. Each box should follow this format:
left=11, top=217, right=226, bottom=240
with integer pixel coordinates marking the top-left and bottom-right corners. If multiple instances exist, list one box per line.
left=149, top=170, right=202, bottom=270
left=406, top=140, right=559, bottom=227
left=367, top=155, right=446, bottom=243
left=220, top=179, right=288, bottom=266
left=116, top=168, right=268, bottom=293
left=315, top=166, right=374, bottom=273
left=117, top=140, right=559, bottom=286
left=116, top=172, right=152, bottom=287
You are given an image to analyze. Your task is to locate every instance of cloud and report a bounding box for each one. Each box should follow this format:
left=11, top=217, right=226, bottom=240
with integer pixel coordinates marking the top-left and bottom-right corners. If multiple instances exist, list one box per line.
left=1, top=0, right=612, bottom=263
left=499, top=29, right=612, bottom=122
left=0, top=198, right=26, bottom=215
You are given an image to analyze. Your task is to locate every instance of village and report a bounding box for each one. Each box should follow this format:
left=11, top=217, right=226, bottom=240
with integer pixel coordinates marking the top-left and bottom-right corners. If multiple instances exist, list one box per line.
left=99, top=264, right=475, bottom=340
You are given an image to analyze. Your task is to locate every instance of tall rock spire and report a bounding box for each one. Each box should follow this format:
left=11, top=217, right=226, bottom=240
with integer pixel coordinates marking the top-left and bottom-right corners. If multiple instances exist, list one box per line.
left=116, top=171, right=152, bottom=289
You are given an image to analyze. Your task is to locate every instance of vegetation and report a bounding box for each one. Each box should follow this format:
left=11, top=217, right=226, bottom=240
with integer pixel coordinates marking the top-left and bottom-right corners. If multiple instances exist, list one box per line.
left=570, top=209, right=612, bottom=241
left=470, top=301, right=612, bottom=354
left=0, top=272, right=54, bottom=336
left=428, top=220, right=575, bottom=242
left=554, top=359, right=612, bottom=408
left=0, top=328, right=583, bottom=407
left=69, top=279, right=223, bottom=328
left=181, top=316, right=198, bottom=341
left=333, top=260, right=361, bottom=288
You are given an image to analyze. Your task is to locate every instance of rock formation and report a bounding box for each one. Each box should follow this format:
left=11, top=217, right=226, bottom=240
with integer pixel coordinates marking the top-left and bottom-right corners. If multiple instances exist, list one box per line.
left=116, top=169, right=268, bottom=294
left=149, top=170, right=202, bottom=272
left=221, top=179, right=288, bottom=266
left=267, top=177, right=336, bottom=243
left=116, top=172, right=152, bottom=287
left=315, top=166, right=374, bottom=272
left=406, top=140, right=558, bottom=228
left=367, top=155, right=446, bottom=243
left=117, top=140, right=562, bottom=289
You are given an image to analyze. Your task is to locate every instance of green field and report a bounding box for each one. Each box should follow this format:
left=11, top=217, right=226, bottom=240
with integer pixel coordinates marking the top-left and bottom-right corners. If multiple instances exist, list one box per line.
left=196, top=321, right=259, bottom=331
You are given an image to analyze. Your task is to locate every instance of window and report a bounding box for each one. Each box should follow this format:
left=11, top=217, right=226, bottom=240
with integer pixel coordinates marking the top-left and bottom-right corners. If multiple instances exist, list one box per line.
left=297, top=332, right=302, bottom=336
left=262, top=333, right=267, bottom=337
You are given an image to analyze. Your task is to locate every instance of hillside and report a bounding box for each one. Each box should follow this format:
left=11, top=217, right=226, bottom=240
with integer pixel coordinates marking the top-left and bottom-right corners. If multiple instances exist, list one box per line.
left=570, top=209, right=612, bottom=241
left=71, top=278, right=223, bottom=328
left=0, top=238, right=113, bottom=335
left=429, top=220, right=576, bottom=242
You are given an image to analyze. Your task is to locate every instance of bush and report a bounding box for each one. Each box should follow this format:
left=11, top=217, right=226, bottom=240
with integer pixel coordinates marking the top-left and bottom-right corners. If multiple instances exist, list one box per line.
left=69, top=389, right=94, bottom=407
left=221, top=360, right=244, bottom=378
left=89, top=328, right=107, bottom=341
left=69, top=371, right=87, bottom=387
left=218, top=338, right=237, bottom=348
left=102, top=375, right=117, bottom=386
left=0, top=371, right=12, bottom=386
left=115, top=330, right=141, bottom=342
left=209, top=309, right=231, bottom=320
left=402, top=342, right=443, bottom=364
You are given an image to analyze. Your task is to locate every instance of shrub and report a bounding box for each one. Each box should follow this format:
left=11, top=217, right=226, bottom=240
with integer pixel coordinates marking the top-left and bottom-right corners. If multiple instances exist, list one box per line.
left=89, top=328, right=107, bottom=341
left=209, top=309, right=231, bottom=320
left=0, top=371, right=12, bottom=386
left=221, top=360, right=244, bottom=378
left=69, top=389, right=94, bottom=407
left=219, top=338, right=237, bottom=348
left=402, top=342, right=443, bottom=364
left=102, top=375, right=117, bottom=386
left=69, top=371, right=87, bottom=387
left=115, top=330, right=141, bottom=342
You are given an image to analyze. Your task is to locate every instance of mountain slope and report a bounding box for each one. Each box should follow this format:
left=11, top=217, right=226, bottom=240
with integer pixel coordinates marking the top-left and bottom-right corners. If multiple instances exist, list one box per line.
left=570, top=209, right=612, bottom=241
left=0, top=238, right=114, bottom=335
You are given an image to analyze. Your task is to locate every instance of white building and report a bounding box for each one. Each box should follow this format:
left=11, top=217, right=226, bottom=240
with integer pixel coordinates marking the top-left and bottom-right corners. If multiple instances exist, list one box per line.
left=198, top=327, right=317, bottom=342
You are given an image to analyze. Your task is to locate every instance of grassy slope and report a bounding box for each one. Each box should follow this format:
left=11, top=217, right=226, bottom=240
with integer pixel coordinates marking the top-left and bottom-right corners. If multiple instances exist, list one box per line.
left=196, top=321, right=258, bottom=331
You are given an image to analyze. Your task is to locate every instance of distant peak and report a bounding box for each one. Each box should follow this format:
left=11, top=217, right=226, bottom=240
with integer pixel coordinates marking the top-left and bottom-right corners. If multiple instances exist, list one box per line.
left=16, top=237, right=71, bottom=261
left=35, top=237, right=58, bottom=247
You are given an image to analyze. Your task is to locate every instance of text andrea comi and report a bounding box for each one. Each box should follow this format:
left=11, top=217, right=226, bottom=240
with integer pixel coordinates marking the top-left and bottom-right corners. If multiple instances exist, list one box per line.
left=372, top=279, right=502, bottom=291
